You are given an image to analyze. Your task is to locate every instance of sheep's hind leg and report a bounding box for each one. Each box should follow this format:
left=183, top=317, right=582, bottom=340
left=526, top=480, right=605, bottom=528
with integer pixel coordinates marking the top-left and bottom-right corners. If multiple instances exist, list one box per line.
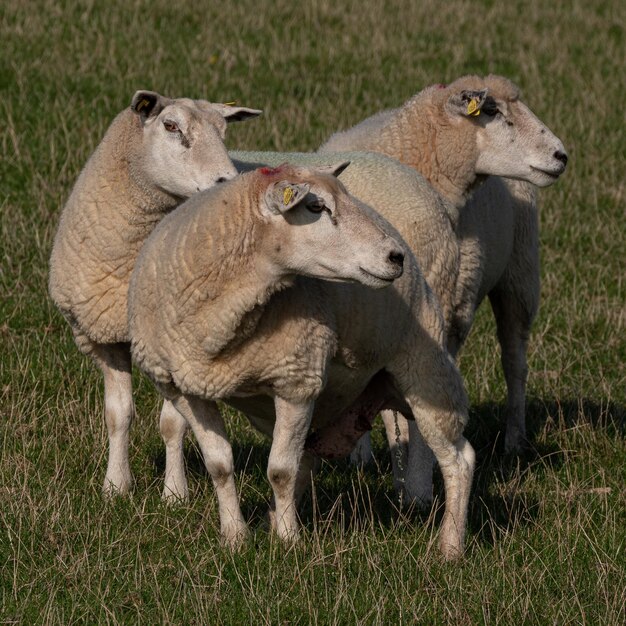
left=347, top=407, right=410, bottom=478
left=488, top=286, right=536, bottom=454
left=267, top=397, right=314, bottom=543
left=160, top=399, right=189, bottom=502
left=171, top=394, right=248, bottom=548
left=93, top=342, right=135, bottom=496
left=381, top=410, right=436, bottom=509
left=403, top=420, right=435, bottom=508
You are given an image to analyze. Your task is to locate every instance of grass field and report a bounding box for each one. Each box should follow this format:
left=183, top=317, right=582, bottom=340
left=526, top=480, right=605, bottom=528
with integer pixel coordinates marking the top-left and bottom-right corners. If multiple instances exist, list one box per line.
left=1, top=0, right=625, bottom=623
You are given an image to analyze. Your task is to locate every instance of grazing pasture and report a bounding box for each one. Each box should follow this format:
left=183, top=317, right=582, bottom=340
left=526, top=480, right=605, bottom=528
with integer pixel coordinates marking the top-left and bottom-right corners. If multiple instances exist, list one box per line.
left=1, top=0, right=624, bottom=623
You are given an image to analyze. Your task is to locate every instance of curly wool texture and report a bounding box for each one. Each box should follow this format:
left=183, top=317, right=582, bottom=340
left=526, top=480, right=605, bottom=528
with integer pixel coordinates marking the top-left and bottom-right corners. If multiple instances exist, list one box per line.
left=130, top=160, right=475, bottom=557
left=129, top=162, right=467, bottom=438
left=319, top=76, right=540, bottom=352
left=129, top=171, right=314, bottom=401
left=321, top=74, right=521, bottom=209
left=49, top=109, right=180, bottom=352
left=232, top=151, right=462, bottom=333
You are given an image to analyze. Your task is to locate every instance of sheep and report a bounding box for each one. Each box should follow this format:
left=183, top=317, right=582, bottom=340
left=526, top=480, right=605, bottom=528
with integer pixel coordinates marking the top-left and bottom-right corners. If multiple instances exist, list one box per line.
left=129, top=161, right=475, bottom=559
left=320, top=74, right=568, bottom=486
left=48, top=90, right=261, bottom=496
left=155, top=149, right=459, bottom=501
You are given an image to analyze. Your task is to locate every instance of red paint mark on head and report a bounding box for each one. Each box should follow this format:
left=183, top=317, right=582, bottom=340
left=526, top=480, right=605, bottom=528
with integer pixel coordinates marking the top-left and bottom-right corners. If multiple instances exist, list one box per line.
left=259, top=165, right=285, bottom=176
left=437, top=83, right=446, bottom=89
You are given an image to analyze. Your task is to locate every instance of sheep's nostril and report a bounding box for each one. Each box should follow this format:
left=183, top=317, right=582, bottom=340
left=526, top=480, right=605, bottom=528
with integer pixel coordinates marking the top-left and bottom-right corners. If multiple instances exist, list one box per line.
left=389, top=251, right=404, bottom=268
left=216, top=177, right=228, bottom=184
left=554, top=150, right=568, bottom=166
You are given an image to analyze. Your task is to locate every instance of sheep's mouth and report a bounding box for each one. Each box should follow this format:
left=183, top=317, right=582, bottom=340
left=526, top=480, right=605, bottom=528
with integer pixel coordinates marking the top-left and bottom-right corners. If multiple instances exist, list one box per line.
left=358, top=267, right=397, bottom=284
left=530, top=165, right=563, bottom=180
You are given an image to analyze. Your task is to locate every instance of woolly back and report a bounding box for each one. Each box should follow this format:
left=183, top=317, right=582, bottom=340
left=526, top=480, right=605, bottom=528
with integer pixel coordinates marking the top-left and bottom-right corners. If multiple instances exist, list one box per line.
left=410, top=74, right=521, bottom=111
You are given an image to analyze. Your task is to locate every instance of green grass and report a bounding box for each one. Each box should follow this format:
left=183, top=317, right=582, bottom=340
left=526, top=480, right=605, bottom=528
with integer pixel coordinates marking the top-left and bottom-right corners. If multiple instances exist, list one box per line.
left=1, top=0, right=625, bottom=623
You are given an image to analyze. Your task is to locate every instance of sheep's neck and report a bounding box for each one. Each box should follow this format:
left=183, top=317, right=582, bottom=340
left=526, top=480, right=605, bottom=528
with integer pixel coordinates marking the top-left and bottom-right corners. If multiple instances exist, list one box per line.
left=375, top=104, right=479, bottom=211
left=202, top=268, right=293, bottom=360
left=114, top=113, right=181, bottom=239
left=180, top=214, right=293, bottom=360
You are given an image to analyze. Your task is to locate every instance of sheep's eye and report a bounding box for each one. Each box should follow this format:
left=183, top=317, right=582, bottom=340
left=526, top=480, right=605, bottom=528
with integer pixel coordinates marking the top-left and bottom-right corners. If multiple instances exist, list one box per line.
left=482, top=103, right=500, bottom=117
left=306, top=200, right=326, bottom=214
left=163, top=120, right=180, bottom=133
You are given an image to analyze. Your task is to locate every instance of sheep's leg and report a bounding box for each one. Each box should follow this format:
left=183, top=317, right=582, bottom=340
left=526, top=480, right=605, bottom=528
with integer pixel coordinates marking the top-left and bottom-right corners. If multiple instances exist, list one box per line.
left=350, top=433, right=374, bottom=467
left=267, top=397, right=314, bottom=543
left=269, top=450, right=319, bottom=530
left=403, top=420, right=436, bottom=507
left=93, top=343, right=135, bottom=496
left=382, top=409, right=436, bottom=508
left=435, top=435, right=474, bottom=560
left=171, top=394, right=248, bottom=548
left=380, top=409, right=408, bottom=497
left=405, top=398, right=473, bottom=559
left=390, top=350, right=474, bottom=559
left=488, top=287, right=536, bottom=454
left=160, top=399, right=189, bottom=502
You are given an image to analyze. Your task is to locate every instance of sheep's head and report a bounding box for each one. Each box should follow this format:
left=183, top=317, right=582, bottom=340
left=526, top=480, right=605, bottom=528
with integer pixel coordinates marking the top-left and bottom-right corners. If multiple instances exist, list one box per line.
left=256, top=163, right=405, bottom=289
left=130, top=90, right=262, bottom=198
left=443, top=75, right=568, bottom=187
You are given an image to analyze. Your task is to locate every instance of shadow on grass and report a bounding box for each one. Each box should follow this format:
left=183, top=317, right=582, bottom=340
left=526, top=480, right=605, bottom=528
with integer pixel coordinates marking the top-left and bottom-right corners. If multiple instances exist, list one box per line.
left=460, top=396, right=624, bottom=545
left=149, top=396, right=625, bottom=543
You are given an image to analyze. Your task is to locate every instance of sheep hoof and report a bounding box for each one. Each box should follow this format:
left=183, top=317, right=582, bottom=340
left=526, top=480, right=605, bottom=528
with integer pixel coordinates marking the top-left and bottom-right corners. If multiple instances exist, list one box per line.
left=503, top=431, right=530, bottom=455
left=161, top=486, right=189, bottom=504
left=439, top=538, right=464, bottom=561
left=221, top=524, right=250, bottom=551
left=102, top=475, right=133, bottom=498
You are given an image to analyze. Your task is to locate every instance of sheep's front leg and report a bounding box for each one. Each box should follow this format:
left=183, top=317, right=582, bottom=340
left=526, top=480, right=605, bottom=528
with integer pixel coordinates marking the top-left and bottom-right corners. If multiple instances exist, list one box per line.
left=171, top=394, right=248, bottom=548
left=159, top=399, right=189, bottom=502
left=405, top=400, right=474, bottom=559
left=267, top=397, right=314, bottom=543
left=93, top=343, right=135, bottom=496
left=391, top=349, right=474, bottom=559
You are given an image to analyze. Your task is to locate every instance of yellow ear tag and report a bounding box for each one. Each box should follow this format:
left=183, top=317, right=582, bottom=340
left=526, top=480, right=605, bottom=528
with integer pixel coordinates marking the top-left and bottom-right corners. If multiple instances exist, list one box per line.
left=137, top=98, right=151, bottom=112
left=467, top=98, right=480, bottom=116
left=283, top=186, right=294, bottom=206
left=222, top=101, right=237, bottom=106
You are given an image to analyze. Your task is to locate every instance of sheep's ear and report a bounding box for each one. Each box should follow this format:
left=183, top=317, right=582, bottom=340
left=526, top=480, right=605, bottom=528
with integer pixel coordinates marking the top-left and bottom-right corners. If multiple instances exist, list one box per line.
left=314, top=161, right=351, bottom=178
left=212, top=103, right=263, bottom=123
left=131, top=91, right=166, bottom=120
left=447, top=88, right=489, bottom=117
left=264, top=181, right=310, bottom=215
